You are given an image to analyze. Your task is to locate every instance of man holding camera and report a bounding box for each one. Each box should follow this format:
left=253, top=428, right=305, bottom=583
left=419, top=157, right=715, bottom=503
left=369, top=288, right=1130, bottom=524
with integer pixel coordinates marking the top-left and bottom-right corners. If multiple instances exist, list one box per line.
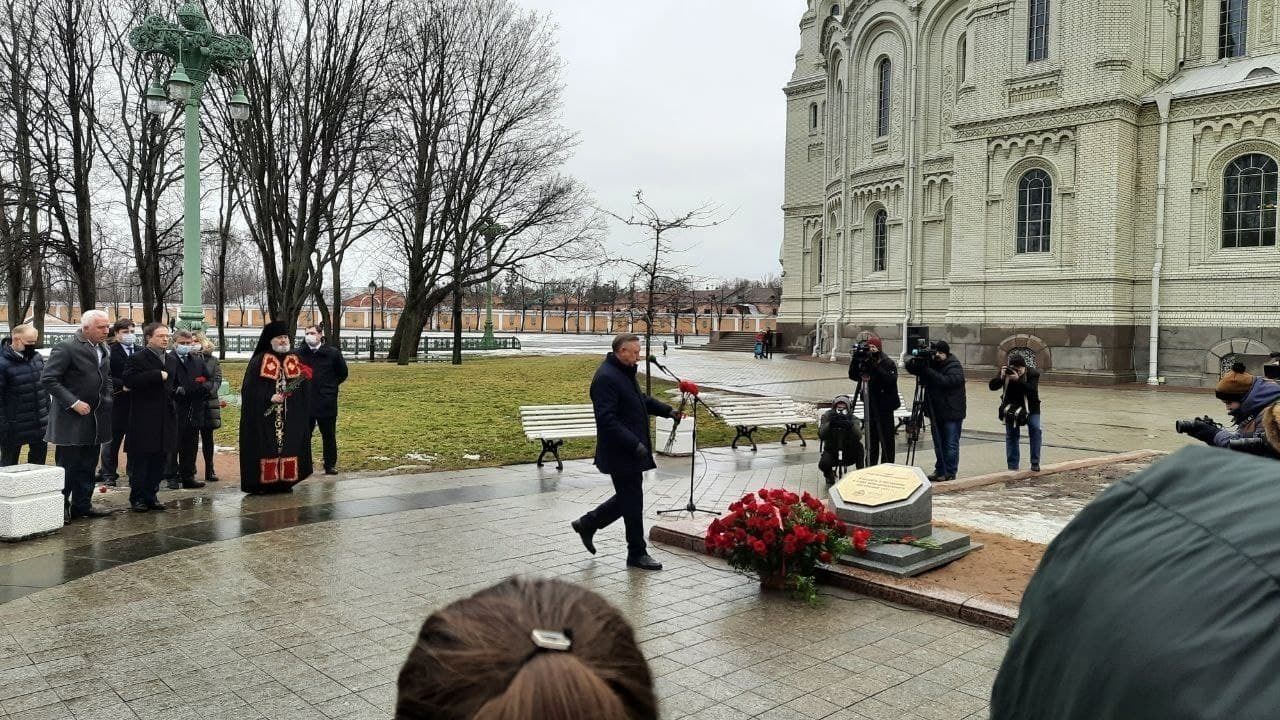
left=1177, top=363, right=1280, bottom=458
left=990, top=355, right=1042, bottom=472
left=906, top=340, right=966, bottom=482
left=819, top=394, right=864, bottom=484
left=848, top=335, right=899, bottom=466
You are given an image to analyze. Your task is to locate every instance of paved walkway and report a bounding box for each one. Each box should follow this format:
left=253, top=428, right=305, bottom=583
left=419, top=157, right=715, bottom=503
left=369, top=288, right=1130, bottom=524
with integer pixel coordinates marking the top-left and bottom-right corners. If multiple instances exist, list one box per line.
left=0, top=450, right=1004, bottom=720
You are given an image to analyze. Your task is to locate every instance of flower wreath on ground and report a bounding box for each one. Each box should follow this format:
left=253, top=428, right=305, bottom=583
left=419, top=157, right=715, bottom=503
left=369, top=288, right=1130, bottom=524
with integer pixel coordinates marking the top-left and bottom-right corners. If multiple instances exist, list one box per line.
left=704, top=488, right=852, bottom=603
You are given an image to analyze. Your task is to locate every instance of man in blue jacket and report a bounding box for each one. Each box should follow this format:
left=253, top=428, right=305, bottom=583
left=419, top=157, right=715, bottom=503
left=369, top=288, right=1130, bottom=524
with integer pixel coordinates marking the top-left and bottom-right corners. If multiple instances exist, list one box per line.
left=572, top=334, right=681, bottom=570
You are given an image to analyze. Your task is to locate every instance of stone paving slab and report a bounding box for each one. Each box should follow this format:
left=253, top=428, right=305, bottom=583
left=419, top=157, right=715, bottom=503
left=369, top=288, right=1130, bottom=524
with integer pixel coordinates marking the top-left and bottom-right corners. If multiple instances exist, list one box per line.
left=0, top=478, right=1004, bottom=719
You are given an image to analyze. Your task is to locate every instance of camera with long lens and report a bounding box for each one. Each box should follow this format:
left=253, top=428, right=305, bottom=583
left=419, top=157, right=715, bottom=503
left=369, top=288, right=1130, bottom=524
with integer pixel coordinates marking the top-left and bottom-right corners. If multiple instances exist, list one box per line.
left=1226, top=436, right=1279, bottom=458
left=1174, top=415, right=1221, bottom=435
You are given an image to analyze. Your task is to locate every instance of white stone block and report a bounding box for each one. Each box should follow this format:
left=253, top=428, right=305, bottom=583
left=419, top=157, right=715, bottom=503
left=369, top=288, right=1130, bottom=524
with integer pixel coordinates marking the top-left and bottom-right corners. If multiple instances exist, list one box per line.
left=655, top=417, right=694, bottom=456
left=0, top=464, right=65, bottom=540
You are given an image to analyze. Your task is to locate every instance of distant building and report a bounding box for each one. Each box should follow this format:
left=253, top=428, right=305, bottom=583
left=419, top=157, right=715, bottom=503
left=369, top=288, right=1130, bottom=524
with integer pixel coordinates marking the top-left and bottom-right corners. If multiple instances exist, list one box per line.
left=778, top=0, right=1280, bottom=385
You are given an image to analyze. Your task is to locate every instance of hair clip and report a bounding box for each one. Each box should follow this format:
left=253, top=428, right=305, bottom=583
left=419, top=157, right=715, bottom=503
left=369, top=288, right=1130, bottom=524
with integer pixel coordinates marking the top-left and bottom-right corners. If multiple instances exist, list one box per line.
left=530, top=629, right=572, bottom=652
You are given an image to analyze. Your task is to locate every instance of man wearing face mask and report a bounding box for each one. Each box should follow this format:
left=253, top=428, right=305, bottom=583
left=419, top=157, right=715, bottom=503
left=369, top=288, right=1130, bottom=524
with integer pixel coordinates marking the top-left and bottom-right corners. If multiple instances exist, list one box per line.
left=0, top=325, right=50, bottom=466
left=97, top=319, right=137, bottom=487
left=298, top=325, right=348, bottom=475
left=239, top=322, right=313, bottom=494
left=122, top=323, right=176, bottom=512
left=165, top=330, right=211, bottom=489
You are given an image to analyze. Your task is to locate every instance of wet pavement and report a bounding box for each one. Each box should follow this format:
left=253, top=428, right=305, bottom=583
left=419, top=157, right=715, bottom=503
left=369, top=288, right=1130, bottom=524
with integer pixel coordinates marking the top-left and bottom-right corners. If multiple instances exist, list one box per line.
left=0, top=447, right=1005, bottom=720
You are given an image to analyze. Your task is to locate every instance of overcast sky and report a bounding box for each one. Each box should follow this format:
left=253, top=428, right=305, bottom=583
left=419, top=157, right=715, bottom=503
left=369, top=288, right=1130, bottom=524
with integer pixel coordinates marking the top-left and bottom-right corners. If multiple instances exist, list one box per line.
left=519, top=0, right=802, bottom=285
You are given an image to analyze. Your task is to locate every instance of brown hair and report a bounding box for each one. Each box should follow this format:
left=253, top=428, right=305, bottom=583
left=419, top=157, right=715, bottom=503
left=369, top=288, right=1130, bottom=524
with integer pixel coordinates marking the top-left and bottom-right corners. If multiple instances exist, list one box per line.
left=612, top=333, right=640, bottom=352
left=395, top=577, right=655, bottom=720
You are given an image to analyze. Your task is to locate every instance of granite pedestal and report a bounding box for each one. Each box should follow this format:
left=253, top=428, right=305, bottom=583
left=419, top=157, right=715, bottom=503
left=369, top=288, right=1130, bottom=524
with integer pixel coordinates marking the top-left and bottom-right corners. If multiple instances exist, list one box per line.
left=828, top=464, right=978, bottom=577
left=0, top=464, right=65, bottom=541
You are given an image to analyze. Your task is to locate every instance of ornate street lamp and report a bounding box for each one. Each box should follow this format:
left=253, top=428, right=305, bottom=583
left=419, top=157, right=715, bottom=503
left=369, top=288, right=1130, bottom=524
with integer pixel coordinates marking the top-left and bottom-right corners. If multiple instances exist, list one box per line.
left=130, top=4, right=252, bottom=331
left=478, top=218, right=507, bottom=349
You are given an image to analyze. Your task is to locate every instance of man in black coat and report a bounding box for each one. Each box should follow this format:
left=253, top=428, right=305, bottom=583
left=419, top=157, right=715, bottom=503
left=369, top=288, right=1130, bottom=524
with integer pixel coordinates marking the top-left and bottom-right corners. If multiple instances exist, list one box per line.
left=299, top=325, right=349, bottom=474
left=571, top=333, right=681, bottom=571
left=165, top=330, right=209, bottom=489
left=122, top=323, right=177, bottom=512
left=906, top=340, right=966, bottom=482
left=850, top=335, right=900, bottom=466
left=42, top=310, right=114, bottom=519
left=0, top=325, right=50, bottom=465
left=97, top=318, right=137, bottom=486
left=989, top=354, right=1042, bottom=471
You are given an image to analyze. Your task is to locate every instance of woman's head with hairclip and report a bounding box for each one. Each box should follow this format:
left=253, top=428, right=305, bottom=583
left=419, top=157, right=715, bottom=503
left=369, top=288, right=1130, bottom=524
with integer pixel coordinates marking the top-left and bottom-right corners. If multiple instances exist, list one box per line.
left=395, top=576, right=655, bottom=720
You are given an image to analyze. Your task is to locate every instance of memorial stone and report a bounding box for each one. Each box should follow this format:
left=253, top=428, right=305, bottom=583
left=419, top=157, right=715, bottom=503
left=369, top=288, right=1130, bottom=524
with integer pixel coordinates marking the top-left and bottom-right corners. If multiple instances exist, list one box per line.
left=0, top=464, right=65, bottom=541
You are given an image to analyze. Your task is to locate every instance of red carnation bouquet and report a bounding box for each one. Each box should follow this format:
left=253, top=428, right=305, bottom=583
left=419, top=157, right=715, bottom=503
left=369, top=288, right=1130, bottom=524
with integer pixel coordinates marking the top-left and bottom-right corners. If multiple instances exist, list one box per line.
left=704, top=488, right=853, bottom=602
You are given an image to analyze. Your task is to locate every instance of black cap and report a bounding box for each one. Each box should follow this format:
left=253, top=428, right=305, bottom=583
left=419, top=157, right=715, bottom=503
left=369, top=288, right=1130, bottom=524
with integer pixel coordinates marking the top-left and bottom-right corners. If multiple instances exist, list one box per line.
left=1008, top=354, right=1027, bottom=367
left=933, top=340, right=950, bottom=355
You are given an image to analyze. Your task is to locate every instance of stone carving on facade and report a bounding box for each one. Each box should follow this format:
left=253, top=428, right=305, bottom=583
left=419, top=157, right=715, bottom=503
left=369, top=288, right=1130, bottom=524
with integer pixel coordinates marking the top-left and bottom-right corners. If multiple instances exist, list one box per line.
left=956, top=100, right=1137, bottom=140
left=1186, top=0, right=1202, bottom=60
left=1261, top=0, right=1275, bottom=45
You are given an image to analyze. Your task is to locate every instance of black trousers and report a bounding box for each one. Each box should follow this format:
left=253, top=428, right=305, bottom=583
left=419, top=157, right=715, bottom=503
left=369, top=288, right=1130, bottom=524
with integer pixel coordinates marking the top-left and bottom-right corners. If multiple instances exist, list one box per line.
left=55, top=445, right=99, bottom=512
left=581, top=471, right=646, bottom=558
left=130, top=451, right=166, bottom=506
left=311, top=416, right=338, bottom=470
left=866, top=405, right=897, bottom=466
left=174, top=420, right=199, bottom=481
left=199, top=427, right=216, bottom=476
left=97, top=424, right=131, bottom=480
left=2, top=441, right=47, bottom=466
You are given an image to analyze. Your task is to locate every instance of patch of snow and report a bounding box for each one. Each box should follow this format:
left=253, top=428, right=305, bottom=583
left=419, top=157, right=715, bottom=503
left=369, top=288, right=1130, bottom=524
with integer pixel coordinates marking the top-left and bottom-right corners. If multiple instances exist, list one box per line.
left=463, top=453, right=482, bottom=461
left=404, top=453, right=438, bottom=462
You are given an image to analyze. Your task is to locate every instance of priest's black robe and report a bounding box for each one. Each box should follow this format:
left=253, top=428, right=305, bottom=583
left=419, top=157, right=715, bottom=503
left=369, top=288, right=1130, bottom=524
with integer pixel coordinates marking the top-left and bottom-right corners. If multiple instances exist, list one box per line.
left=239, top=350, right=313, bottom=493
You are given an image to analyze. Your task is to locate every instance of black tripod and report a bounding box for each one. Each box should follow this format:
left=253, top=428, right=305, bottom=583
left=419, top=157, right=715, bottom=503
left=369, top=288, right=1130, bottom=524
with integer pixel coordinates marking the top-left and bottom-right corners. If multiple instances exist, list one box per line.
left=648, top=358, right=720, bottom=518
left=903, top=377, right=927, bottom=466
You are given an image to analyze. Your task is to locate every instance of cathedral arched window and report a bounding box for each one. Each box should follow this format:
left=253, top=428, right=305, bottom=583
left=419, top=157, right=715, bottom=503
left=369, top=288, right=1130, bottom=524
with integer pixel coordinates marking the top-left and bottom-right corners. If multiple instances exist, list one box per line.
left=831, top=4, right=841, bottom=16
left=1017, top=169, right=1053, bottom=253
left=816, top=237, right=825, bottom=284
left=1027, top=0, right=1050, bottom=61
left=1221, top=153, right=1278, bottom=248
left=873, top=210, right=888, bottom=272
left=809, top=102, right=819, bottom=130
left=957, top=33, right=967, bottom=85
left=1219, top=0, right=1248, bottom=58
left=876, top=58, right=891, bottom=138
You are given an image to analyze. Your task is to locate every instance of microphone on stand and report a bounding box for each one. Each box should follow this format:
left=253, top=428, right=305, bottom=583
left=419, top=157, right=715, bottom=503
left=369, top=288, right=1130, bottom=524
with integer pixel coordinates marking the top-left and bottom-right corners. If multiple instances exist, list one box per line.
left=678, top=379, right=699, bottom=396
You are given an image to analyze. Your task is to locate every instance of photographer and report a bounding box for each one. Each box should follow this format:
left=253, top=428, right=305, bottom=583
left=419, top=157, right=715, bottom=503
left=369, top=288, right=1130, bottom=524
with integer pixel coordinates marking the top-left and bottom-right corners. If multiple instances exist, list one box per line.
left=848, top=335, right=899, bottom=465
left=990, top=355, right=1042, bottom=472
left=905, top=340, right=966, bottom=482
left=1178, top=364, right=1280, bottom=457
left=818, top=395, right=864, bottom=484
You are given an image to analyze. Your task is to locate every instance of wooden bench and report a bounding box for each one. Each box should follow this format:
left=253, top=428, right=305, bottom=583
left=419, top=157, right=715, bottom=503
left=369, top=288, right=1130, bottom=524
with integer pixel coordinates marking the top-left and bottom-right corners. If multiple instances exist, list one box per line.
left=849, top=393, right=914, bottom=430
left=518, top=405, right=597, bottom=471
left=705, top=395, right=815, bottom=452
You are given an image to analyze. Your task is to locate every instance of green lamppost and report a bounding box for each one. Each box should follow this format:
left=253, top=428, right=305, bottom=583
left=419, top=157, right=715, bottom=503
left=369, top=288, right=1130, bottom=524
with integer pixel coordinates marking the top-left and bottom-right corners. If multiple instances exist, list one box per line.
left=478, top=219, right=507, bottom=349
left=129, top=4, right=252, bottom=331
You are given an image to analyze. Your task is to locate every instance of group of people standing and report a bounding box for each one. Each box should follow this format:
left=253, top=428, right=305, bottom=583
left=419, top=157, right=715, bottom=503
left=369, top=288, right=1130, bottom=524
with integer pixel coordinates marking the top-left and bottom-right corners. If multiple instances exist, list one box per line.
left=0, top=312, right=348, bottom=518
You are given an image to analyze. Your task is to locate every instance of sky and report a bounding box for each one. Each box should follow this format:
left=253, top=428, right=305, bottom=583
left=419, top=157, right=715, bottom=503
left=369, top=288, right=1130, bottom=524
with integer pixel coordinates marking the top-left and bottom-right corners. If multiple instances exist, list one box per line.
left=519, top=0, right=802, bottom=284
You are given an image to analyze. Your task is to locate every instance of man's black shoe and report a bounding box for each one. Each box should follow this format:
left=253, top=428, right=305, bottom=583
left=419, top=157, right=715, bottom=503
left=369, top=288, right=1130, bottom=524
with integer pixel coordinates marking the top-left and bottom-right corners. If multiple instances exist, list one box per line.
left=179, top=479, right=206, bottom=489
left=571, top=520, right=596, bottom=555
left=942, top=475, right=956, bottom=482
left=130, top=502, right=149, bottom=513
left=166, top=481, right=180, bottom=490
left=146, top=502, right=167, bottom=512
left=100, top=477, right=118, bottom=488
left=1030, top=464, right=1041, bottom=472
left=69, top=507, right=111, bottom=519
left=324, top=467, right=338, bottom=476
left=926, top=473, right=945, bottom=483
left=205, top=474, right=220, bottom=482
left=627, top=554, right=662, bottom=571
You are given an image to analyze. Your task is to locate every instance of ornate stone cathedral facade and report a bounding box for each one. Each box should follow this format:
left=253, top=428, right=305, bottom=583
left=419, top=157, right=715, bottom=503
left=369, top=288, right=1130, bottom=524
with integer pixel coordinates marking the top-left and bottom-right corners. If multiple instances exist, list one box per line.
left=777, top=0, right=1280, bottom=385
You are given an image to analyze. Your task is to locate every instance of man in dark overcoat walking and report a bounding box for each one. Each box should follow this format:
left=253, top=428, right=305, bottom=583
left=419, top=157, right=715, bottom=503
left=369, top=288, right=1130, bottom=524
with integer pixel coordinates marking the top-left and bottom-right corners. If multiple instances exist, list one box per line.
left=571, top=333, right=681, bottom=570
left=122, top=323, right=177, bottom=512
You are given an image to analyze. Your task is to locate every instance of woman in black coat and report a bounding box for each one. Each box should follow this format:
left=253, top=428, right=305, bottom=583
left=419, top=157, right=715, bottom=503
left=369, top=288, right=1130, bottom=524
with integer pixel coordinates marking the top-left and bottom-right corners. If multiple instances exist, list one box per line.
left=0, top=327, right=50, bottom=465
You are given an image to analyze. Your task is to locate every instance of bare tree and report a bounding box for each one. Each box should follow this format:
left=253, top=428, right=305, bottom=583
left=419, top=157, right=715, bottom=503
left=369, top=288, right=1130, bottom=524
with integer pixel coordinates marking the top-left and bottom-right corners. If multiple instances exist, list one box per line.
left=605, top=191, right=727, bottom=396
left=379, top=0, right=595, bottom=365
left=213, top=0, right=398, bottom=337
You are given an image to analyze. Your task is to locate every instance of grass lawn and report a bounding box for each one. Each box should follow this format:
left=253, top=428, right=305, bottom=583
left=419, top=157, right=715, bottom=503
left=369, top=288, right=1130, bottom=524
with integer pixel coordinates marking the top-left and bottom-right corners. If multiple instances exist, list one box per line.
left=214, top=356, right=787, bottom=472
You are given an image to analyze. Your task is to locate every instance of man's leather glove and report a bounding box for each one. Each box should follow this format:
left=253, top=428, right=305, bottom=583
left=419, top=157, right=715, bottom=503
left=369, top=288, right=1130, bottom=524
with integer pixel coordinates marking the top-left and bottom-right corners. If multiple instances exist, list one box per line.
left=1183, top=421, right=1220, bottom=445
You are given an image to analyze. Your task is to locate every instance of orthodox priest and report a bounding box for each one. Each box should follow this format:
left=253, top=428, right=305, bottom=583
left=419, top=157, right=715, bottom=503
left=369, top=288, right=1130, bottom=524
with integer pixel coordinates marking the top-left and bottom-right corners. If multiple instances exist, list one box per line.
left=239, top=322, right=313, bottom=493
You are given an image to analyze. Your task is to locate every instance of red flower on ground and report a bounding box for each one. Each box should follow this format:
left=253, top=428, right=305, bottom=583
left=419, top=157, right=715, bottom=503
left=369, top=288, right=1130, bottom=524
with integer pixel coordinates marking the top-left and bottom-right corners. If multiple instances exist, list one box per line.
left=819, top=551, right=833, bottom=563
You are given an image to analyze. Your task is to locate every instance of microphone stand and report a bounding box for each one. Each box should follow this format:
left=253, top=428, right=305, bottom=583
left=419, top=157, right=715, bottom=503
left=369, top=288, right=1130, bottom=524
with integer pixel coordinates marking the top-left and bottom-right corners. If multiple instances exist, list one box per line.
left=647, top=357, right=720, bottom=518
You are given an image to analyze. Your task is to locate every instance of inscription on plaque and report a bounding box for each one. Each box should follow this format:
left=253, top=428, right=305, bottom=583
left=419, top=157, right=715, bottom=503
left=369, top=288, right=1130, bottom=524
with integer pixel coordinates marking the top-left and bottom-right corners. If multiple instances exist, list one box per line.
left=834, top=466, right=923, bottom=507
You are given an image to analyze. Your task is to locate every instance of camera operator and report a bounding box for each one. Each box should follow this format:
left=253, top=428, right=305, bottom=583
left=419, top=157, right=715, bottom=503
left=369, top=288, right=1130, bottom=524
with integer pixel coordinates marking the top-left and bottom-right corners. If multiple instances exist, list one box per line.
left=1177, top=363, right=1280, bottom=457
left=848, top=335, right=899, bottom=465
left=818, top=395, right=864, bottom=484
left=905, top=340, right=966, bottom=482
left=990, top=355, right=1042, bottom=472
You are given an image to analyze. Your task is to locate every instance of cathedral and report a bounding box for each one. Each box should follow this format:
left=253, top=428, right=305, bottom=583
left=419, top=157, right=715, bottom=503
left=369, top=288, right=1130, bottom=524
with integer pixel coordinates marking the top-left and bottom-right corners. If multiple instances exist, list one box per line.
left=776, top=0, right=1280, bottom=385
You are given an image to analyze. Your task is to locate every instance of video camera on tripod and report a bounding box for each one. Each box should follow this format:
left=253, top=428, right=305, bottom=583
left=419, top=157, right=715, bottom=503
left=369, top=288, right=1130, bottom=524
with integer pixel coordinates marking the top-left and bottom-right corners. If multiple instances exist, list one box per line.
left=848, top=342, right=876, bottom=376
left=903, top=337, right=944, bottom=375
